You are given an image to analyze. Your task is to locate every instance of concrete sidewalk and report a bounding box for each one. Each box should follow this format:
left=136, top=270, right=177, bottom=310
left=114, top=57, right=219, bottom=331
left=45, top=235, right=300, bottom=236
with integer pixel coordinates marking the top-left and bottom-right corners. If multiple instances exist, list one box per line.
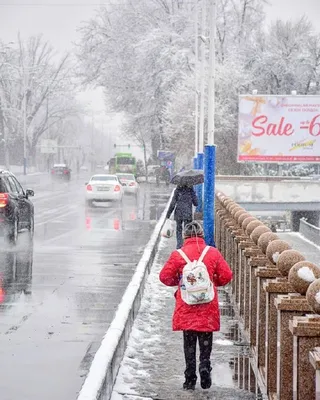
left=111, top=236, right=255, bottom=400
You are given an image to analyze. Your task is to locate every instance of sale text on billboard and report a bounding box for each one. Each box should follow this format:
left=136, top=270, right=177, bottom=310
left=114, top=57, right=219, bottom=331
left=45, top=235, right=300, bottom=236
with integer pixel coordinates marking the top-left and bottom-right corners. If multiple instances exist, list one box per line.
left=238, top=95, right=320, bottom=163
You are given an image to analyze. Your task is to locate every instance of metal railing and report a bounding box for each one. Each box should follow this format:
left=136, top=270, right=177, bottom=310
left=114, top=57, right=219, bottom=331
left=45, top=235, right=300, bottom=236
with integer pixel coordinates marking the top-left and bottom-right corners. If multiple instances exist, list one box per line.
left=299, top=218, right=320, bottom=246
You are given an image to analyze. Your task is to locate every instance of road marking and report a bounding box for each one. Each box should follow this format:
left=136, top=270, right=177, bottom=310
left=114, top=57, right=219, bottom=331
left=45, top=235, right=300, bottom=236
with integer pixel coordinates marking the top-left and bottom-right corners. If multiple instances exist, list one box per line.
left=38, top=208, right=117, bottom=244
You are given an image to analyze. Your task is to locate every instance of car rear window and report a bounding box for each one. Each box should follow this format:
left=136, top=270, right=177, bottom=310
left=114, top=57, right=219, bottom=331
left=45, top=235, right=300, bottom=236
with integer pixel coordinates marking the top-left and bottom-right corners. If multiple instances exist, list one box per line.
left=0, top=178, right=8, bottom=193
left=117, top=174, right=135, bottom=180
left=91, top=175, right=117, bottom=181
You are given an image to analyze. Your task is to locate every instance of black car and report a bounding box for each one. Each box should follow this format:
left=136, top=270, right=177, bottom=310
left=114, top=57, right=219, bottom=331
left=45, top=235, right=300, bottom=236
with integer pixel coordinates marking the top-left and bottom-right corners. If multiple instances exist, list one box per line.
left=0, top=170, right=34, bottom=245
left=51, top=164, right=71, bottom=181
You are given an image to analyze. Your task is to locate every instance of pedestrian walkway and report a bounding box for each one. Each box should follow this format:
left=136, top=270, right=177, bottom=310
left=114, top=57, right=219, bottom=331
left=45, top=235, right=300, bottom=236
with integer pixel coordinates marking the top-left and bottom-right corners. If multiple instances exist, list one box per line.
left=111, top=236, right=255, bottom=400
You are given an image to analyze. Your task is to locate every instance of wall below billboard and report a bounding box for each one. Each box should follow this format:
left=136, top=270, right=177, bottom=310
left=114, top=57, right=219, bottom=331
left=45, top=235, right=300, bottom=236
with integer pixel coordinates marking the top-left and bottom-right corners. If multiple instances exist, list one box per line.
left=238, top=95, right=320, bottom=163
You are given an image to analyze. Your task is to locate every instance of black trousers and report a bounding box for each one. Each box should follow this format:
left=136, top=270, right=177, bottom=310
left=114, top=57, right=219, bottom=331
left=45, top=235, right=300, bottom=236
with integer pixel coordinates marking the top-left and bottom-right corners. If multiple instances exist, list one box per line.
left=176, top=219, right=192, bottom=249
left=183, top=330, right=213, bottom=382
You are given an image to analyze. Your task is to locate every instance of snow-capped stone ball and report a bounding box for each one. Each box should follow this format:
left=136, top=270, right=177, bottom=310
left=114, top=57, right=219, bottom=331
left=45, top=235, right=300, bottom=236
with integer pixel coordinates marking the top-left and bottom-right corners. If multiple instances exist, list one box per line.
left=266, top=240, right=292, bottom=265
left=277, top=250, right=306, bottom=277
left=238, top=212, right=251, bottom=225
left=246, top=220, right=264, bottom=236
left=306, top=279, right=320, bottom=314
left=250, top=225, right=271, bottom=244
left=257, top=232, right=279, bottom=254
left=242, top=216, right=256, bottom=231
left=288, top=261, right=320, bottom=295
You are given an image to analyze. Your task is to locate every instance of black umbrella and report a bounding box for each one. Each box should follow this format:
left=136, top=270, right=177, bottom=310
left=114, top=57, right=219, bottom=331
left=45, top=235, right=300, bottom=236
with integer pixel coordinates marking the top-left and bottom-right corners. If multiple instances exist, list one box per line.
left=170, top=169, right=204, bottom=186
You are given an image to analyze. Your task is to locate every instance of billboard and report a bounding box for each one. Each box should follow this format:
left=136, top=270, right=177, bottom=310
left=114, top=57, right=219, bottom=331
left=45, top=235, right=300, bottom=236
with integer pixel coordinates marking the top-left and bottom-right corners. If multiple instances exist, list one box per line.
left=238, top=95, right=320, bottom=163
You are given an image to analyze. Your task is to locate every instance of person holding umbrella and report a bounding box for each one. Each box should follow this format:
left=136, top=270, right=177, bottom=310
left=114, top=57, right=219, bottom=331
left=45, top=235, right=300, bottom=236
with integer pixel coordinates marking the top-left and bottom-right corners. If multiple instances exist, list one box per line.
left=166, top=169, right=201, bottom=248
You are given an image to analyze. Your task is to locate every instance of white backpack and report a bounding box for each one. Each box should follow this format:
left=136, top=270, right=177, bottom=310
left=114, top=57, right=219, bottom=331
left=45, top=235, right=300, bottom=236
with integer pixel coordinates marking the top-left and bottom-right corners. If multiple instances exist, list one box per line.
left=178, top=246, right=215, bottom=305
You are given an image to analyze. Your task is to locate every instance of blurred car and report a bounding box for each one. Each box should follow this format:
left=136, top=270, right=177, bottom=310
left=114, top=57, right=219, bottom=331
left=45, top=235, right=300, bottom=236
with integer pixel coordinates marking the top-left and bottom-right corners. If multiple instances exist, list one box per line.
left=85, top=174, right=124, bottom=206
left=116, top=173, right=140, bottom=196
left=51, top=164, right=71, bottom=181
left=0, top=170, right=34, bottom=245
left=80, top=165, right=88, bottom=172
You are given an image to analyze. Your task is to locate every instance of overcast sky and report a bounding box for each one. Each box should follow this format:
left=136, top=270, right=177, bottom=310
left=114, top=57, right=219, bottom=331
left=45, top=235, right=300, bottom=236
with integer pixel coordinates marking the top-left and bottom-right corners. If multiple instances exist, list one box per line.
left=0, top=0, right=319, bottom=55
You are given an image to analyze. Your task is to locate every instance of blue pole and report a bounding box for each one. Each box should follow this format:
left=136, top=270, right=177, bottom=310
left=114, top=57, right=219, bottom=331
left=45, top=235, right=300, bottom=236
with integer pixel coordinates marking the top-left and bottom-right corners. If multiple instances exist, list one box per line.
left=193, top=156, right=197, bottom=169
left=194, top=155, right=200, bottom=212
left=204, top=145, right=216, bottom=246
left=196, top=152, right=204, bottom=212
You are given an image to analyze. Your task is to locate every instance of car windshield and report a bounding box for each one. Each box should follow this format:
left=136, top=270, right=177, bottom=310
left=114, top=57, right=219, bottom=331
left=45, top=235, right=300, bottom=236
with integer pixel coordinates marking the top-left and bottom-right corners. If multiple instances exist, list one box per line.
left=117, top=174, right=135, bottom=180
left=91, top=175, right=117, bottom=182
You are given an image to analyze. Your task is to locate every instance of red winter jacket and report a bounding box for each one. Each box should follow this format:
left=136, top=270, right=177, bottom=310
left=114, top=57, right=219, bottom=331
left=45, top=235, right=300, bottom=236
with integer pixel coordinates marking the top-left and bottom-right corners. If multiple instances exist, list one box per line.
left=159, top=237, right=233, bottom=332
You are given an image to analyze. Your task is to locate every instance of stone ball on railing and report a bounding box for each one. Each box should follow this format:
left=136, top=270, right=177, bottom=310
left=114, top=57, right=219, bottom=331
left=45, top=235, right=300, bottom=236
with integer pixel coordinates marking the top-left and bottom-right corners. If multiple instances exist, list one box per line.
left=228, top=204, right=239, bottom=215
left=227, top=203, right=238, bottom=213
left=257, top=232, right=279, bottom=254
left=238, top=212, right=251, bottom=225
left=242, top=216, right=257, bottom=231
left=306, top=278, right=320, bottom=314
left=231, top=206, right=244, bottom=218
left=277, top=250, right=306, bottom=277
left=246, top=220, right=264, bottom=236
left=235, top=210, right=248, bottom=223
left=250, top=225, right=271, bottom=244
left=223, top=198, right=233, bottom=208
left=266, top=240, right=292, bottom=265
left=288, top=261, right=320, bottom=295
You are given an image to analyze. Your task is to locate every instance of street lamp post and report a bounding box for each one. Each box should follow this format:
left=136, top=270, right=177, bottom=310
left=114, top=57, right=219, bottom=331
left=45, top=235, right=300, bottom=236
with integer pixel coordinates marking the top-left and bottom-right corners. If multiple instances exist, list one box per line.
left=204, top=0, right=217, bottom=246
left=196, top=0, right=207, bottom=214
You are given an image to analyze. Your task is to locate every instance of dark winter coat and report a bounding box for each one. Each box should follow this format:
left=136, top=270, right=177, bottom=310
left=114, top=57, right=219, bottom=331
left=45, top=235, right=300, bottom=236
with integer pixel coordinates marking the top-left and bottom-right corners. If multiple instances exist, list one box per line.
left=159, top=237, right=233, bottom=332
left=166, top=186, right=198, bottom=221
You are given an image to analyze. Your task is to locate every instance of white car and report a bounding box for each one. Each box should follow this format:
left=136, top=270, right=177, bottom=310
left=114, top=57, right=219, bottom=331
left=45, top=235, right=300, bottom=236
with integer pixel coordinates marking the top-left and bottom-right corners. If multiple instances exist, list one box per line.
left=116, top=173, right=140, bottom=196
left=85, top=174, right=124, bottom=206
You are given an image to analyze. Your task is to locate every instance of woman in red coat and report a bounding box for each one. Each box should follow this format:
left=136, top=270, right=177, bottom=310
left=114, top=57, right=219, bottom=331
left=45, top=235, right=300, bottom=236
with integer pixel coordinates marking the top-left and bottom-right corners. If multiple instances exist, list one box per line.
left=159, top=221, right=233, bottom=391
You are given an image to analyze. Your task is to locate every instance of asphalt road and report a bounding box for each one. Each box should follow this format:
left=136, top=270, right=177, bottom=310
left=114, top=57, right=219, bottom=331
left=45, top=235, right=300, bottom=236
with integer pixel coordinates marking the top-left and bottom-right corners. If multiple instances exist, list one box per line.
left=0, top=173, right=171, bottom=400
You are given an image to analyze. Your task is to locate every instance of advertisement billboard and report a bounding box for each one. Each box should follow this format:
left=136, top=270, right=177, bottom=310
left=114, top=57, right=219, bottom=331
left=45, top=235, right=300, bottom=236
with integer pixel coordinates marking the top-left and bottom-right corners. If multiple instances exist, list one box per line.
left=238, top=95, right=320, bottom=163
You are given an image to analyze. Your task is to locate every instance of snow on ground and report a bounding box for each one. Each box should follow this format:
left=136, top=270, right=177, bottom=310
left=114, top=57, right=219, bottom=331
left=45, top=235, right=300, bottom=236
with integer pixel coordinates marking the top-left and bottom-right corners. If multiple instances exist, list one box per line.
left=111, top=236, right=255, bottom=400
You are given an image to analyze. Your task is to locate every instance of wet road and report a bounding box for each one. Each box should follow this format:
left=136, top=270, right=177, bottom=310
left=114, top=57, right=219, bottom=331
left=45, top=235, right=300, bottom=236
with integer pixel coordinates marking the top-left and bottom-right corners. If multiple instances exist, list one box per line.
left=0, top=174, right=170, bottom=400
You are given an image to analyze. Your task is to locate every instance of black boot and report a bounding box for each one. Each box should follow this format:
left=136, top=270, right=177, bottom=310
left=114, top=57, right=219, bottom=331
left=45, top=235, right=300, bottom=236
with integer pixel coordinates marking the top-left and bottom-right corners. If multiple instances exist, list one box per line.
left=183, top=378, right=196, bottom=390
left=199, top=367, right=212, bottom=389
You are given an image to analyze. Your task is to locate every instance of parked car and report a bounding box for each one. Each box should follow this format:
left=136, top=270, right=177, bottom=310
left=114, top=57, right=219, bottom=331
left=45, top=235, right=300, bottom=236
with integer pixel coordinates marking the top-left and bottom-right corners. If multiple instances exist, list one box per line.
left=116, top=173, right=140, bottom=196
left=0, top=170, right=34, bottom=245
left=51, top=164, right=71, bottom=181
left=85, top=174, right=124, bottom=207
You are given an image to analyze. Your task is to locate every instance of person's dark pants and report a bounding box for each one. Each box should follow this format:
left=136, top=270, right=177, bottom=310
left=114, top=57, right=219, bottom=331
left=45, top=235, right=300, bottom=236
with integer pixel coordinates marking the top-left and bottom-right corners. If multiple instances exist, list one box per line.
left=176, top=218, right=192, bottom=249
left=183, top=330, right=213, bottom=384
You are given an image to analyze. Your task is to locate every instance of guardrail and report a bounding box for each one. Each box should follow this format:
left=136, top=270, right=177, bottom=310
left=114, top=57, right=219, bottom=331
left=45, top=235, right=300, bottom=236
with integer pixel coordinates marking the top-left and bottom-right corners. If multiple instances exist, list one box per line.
left=77, top=191, right=173, bottom=400
left=299, top=218, right=320, bottom=246
left=215, top=192, right=320, bottom=399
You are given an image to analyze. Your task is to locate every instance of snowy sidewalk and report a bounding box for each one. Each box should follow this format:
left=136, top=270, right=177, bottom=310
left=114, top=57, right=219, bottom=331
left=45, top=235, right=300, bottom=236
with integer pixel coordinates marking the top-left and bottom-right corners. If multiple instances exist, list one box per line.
left=111, top=236, right=255, bottom=400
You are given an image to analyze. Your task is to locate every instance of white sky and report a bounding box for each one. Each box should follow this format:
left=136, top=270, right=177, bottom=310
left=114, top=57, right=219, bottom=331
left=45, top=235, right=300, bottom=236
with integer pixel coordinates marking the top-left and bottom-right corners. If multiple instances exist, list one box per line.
left=0, top=0, right=319, bottom=157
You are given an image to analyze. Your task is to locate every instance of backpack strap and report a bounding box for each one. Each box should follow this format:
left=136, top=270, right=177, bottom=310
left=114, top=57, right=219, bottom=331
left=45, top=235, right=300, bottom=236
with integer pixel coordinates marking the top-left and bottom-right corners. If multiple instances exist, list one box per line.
left=198, top=246, right=210, bottom=263
left=177, top=249, right=191, bottom=264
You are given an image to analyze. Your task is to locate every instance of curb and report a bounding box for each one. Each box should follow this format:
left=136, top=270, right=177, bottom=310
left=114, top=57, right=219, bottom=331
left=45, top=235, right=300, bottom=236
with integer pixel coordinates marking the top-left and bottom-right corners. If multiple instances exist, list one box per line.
left=77, top=191, right=173, bottom=400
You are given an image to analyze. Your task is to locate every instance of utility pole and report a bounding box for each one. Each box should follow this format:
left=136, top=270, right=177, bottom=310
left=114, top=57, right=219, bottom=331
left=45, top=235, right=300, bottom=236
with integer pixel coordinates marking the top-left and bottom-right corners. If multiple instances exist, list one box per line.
left=203, top=0, right=216, bottom=246
left=196, top=0, right=207, bottom=214
left=198, top=0, right=206, bottom=154
left=207, top=0, right=216, bottom=145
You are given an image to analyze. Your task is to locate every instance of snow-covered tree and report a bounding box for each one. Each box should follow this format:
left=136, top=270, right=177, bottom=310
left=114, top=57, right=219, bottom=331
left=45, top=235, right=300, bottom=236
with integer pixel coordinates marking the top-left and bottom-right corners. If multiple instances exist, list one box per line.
left=0, top=35, right=80, bottom=166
